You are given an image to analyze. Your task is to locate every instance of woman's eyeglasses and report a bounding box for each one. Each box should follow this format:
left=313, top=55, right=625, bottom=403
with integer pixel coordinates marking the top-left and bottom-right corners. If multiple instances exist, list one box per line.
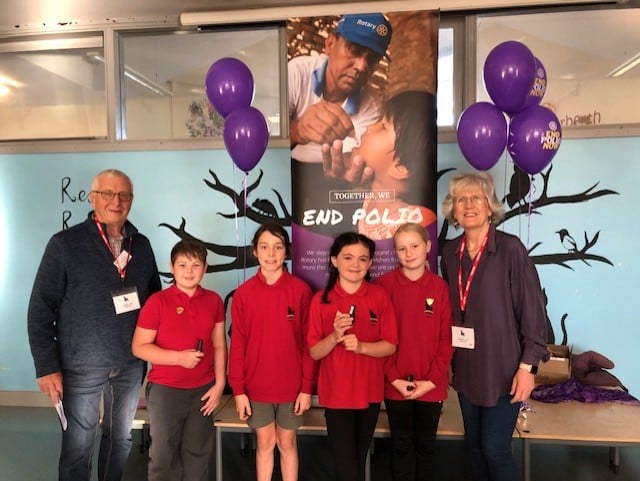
left=454, top=195, right=486, bottom=206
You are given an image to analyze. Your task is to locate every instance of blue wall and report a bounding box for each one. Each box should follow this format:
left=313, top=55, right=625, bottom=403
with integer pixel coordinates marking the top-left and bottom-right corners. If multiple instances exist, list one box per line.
left=0, top=137, right=637, bottom=397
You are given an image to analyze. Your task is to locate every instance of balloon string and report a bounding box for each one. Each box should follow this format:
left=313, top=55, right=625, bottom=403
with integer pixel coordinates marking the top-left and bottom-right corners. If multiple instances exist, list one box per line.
left=525, top=176, right=536, bottom=249
left=502, top=152, right=509, bottom=235
left=243, top=173, right=248, bottom=284
left=232, top=166, right=241, bottom=290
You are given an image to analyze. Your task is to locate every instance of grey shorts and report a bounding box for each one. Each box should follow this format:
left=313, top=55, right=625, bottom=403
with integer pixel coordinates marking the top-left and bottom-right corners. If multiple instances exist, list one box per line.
left=247, top=401, right=303, bottom=431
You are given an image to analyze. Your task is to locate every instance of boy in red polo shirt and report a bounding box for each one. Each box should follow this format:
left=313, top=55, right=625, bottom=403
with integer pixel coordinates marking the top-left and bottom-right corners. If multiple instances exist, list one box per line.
left=132, top=239, right=226, bottom=481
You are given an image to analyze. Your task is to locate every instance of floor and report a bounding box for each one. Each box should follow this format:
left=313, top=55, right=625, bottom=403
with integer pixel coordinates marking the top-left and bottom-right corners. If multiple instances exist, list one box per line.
left=1, top=405, right=639, bottom=481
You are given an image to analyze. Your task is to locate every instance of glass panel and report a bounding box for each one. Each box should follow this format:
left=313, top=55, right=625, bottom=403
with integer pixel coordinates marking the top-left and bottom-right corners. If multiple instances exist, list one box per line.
left=438, top=27, right=455, bottom=127
left=0, top=33, right=106, bottom=141
left=476, top=8, right=640, bottom=127
left=119, top=27, right=281, bottom=140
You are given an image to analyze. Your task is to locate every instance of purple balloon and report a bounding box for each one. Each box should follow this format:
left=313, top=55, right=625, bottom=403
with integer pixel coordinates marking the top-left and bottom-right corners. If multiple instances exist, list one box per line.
left=223, top=107, right=269, bottom=173
left=483, top=41, right=536, bottom=116
left=457, top=102, right=508, bottom=171
left=205, top=57, right=255, bottom=118
left=522, top=57, right=547, bottom=110
left=508, top=105, right=562, bottom=175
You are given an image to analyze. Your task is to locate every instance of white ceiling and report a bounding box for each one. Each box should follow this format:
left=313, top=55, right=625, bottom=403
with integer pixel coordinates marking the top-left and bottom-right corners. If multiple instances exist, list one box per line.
left=2, top=0, right=639, bottom=32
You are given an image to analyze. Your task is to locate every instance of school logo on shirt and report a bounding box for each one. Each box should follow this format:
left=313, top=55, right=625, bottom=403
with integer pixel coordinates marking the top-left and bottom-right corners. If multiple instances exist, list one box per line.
left=369, top=309, right=378, bottom=326
left=424, top=298, right=434, bottom=316
left=176, top=307, right=184, bottom=315
left=287, top=306, right=295, bottom=320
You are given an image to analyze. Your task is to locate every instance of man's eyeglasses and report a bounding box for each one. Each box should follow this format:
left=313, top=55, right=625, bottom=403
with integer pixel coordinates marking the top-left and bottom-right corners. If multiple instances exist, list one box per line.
left=454, top=195, right=486, bottom=206
left=92, top=190, right=134, bottom=202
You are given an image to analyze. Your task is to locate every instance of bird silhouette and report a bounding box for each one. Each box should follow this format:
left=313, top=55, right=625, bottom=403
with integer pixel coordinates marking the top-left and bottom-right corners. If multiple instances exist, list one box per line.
left=556, top=229, right=578, bottom=252
left=502, top=164, right=531, bottom=208
left=252, top=198, right=279, bottom=218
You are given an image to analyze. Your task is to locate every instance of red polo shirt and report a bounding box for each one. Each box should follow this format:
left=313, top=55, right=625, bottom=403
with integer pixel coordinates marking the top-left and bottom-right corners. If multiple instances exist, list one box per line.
left=307, top=281, right=398, bottom=409
left=137, top=284, right=224, bottom=388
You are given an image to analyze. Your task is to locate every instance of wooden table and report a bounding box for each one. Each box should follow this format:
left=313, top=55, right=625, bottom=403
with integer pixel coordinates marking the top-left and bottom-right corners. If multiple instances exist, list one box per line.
left=158, top=389, right=639, bottom=481
left=212, top=391, right=466, bottom=481
left=520, top=399, right=640, bottom=481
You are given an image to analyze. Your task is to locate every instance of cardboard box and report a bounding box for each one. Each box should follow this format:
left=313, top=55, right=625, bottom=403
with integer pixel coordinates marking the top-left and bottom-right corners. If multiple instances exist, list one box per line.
left=535, top=344, right=571, bottom=385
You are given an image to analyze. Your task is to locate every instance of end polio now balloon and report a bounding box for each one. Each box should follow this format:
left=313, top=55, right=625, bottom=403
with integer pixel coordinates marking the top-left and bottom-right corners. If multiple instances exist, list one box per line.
left=522, top=57, right=547, bottom=110
left=483, top=41, right=536, bottom=116
left=205, top=57, right=255, bottom=118
left=507, top=105, right=562, bottom=175
left=223, top=106, right=269, bottom=173
left=456, top=102, right=508, bottom=171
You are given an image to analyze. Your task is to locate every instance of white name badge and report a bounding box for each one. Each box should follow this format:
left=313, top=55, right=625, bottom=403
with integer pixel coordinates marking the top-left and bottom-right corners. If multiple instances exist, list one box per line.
left=112, top=287, right=141, bottom=314
left=452, top=325, right=475, bottom=349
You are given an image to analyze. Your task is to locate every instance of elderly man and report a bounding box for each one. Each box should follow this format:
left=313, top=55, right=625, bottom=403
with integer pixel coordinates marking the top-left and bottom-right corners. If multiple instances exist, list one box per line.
left=289, top=13, right=393, bottom=235
left=28, top=169, right=161, bottom=481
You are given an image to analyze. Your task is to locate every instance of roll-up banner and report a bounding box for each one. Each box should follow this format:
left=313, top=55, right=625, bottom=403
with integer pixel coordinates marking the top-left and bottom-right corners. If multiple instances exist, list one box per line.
left=288, top=11, right=440, bottom=290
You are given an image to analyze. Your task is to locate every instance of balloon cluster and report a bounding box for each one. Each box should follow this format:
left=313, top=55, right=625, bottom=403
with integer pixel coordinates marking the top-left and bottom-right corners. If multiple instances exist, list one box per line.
left=205, top=57, right=269, bottom=173
left=457, top=41, right=561, bottom=175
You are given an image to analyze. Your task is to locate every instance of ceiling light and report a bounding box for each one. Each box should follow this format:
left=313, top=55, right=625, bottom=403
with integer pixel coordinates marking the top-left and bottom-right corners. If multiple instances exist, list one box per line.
left=606, top=52, right=640, bottom=78
left=0, top=74, right=23, bottom=88
left=123, top=69, right=173, bottom=96
left=89, top=53, right=173, bottom=96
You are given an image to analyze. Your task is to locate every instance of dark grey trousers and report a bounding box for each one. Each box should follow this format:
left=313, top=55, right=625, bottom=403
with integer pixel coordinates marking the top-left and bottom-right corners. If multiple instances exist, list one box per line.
left=146, top=381, right=215, bottom=481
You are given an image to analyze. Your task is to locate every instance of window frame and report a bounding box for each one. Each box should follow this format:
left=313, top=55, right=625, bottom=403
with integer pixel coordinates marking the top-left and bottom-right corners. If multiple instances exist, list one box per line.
left=1, top=5, right=639, bottom=155
left=468, top=5, right=640, bottom=140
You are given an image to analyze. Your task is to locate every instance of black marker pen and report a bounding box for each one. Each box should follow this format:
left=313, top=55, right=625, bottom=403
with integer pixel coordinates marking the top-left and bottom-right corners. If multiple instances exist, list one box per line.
left=348, top=305, right=356, bottom=322
left=196, top=339, right=203, bottom=352
left=407, top=374, right=415, bottom=391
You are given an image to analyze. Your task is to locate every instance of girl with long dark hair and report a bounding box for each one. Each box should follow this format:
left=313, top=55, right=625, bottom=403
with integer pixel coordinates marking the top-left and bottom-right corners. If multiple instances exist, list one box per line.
left=307, top=232, right=398, bottom=481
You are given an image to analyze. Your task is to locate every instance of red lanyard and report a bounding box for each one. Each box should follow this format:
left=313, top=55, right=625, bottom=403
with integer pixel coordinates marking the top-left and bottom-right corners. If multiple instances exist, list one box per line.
left=95, top=219, right=132, bottom=281
left=457, top=231, right=489, bottom=314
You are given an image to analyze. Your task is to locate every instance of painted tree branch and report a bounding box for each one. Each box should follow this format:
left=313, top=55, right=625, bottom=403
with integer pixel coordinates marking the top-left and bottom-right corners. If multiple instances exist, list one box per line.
left=437, top=166, right=617, bottom=271
left=503, top=165, right=619, bottom=223
left=158, top=217, right=257, bottom=273
left=528, top=230, right=613, bottom=270
left=203, top=169, right=291, bottom=224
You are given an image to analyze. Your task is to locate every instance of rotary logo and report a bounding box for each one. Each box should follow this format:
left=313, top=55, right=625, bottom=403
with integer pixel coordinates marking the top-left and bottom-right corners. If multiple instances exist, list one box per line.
left=376, top=24, right=389, bottom=37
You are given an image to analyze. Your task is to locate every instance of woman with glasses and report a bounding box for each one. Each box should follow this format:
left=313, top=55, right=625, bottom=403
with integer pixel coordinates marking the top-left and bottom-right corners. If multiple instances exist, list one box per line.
left=440, top=172, right=548, bottom=481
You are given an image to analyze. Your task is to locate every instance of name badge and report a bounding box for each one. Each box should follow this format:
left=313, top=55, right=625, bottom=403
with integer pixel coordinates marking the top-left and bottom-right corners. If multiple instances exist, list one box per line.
left=112, top=287, right=141, bottom=314
left=451, top=325, right=475, bottom=349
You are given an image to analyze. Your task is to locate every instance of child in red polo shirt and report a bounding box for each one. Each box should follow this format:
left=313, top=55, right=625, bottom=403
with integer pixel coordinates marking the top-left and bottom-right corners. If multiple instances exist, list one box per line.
left=308, top=232, right=398, bottom=481
left=132, top=239, right=226, bottom=481
left=377, top=222, right=454, bottom=481
left=228, top=222, right=314, bottom=481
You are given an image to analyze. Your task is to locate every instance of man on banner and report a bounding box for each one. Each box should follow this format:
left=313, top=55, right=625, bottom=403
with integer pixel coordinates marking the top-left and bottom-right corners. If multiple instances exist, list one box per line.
left=288, top=13, right=393, bottom=235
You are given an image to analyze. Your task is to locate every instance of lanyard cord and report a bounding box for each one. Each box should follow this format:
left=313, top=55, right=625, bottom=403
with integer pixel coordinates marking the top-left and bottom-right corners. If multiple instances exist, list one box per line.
left=457, top=230, right=489, bottom=314
left=95, top=219, right=132, bottom=281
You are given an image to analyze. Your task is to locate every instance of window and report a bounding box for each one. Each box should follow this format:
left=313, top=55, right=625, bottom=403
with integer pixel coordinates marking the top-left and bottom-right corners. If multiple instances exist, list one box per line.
left=438, top=27, right=455, bottom=127
left=476, top=8, right=640, bottom=128
left=0, top=33, right=106, bottom=141
left=437, top=16, right=465, bottom=131
left=118, top=27, right=281, bottom=140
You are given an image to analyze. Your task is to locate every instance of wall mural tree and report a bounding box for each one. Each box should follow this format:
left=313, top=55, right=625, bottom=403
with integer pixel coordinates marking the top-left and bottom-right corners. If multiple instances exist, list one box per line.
left=159, top=163, right=617, bottom=346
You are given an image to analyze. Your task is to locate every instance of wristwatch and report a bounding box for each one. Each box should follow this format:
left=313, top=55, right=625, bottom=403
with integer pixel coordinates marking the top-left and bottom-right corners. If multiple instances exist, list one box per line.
left=519, top=362, right=538, bottom=374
